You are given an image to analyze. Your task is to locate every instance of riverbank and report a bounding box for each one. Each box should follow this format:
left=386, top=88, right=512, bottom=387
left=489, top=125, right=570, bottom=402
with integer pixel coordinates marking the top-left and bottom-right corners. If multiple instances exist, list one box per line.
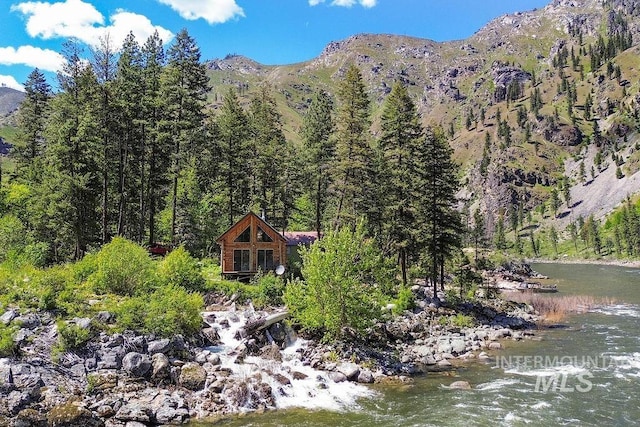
left=527, top=256, right=640, bottom=268
left=0, top=266, right=543, bottom=426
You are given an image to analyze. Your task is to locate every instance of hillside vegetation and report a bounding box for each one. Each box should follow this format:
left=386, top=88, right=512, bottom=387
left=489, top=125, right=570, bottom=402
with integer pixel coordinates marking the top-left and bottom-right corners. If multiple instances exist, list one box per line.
left=2, top=0, right=640, bottom=262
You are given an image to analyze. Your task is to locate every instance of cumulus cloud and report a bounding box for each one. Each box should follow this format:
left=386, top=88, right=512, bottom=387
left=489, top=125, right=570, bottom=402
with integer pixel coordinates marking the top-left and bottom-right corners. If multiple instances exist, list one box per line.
left=0, top=46, right=65, bottom=72
left=309, top=0, right=377, bottom=7
left=156, top=0, right=244, bottom=24
left=0, top=75, right=24, bottom=92
left=11, top=0, right=173, bottom=48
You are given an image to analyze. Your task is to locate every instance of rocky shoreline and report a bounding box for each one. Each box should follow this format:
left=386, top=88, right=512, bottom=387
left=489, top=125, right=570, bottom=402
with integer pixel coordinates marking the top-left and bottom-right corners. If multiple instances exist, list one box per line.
left=0, top=265, right=543, bottom=427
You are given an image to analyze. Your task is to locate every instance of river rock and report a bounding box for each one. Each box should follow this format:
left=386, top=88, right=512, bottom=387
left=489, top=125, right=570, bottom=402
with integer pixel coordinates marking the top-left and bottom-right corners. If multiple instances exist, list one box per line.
left=14, top=314, right=40, bottom=330
left=155, top=406, right=189, bottom=425
left=357, top=369, right=374, bottom=384
left=328, top=372, right=347, bottom=383
left=13, top=408, right=46, bottom=427
left=151, top=353, right=170, bottom=380
left=260, top=344, right=282, bottom=362
left=114, top=403, right=152, bottom=423
left=47, top=402, right=104, bottom=427
left=179, top=362, right=207, bottom=391
left=147, top=339, right=171, bottom=355
left=273, top=373, right=291, bottom=385
left=449, top=380, right=472, bottom=390
left=292, top=371, right=308, bottom=380
left=337, top=363, right=360, bottom=381
left=488, top=342, right=502, bottom=350
left=0, top=309, right=17, bottom=325
left=268, top=322, right=287, bottom=342
left=451, top=339, right=466, bottom=354
left=122, top=352, right=151, bottom=378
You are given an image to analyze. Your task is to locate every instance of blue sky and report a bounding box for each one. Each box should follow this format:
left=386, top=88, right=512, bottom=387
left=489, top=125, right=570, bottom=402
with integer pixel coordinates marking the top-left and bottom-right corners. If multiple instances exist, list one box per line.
left=1, top=0, right=550, bottom=91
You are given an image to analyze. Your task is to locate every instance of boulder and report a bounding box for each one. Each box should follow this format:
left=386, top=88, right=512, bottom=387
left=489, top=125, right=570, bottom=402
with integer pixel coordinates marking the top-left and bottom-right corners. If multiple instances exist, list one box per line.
left=14, top=408, right=47, bottom=427
left=122, top=352, right=151, bottom=378
left=179, top=362, right=207, bottom=391
left=147, top=339, right=171, bottom=355
left=14, top=314, right=40, bottom=330
left=0, top=309, right=17, bottom=325
left=114, top=403, right=152, bottom=423
left=337, top=363, right=360, bottom=381
left=151, top=353, right=170, bottom=380
left=328, top=372, right=347, bottom=383
left=357, top=370, right=374, bottom=384
left=47, top=402, right=104, bottom=427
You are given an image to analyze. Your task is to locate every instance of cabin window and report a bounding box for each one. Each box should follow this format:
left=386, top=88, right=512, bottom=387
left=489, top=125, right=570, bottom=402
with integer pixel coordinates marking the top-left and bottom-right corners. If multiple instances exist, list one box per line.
left=257, top=226, right=273, bottom=242
left=257, top=249, right=274, bottom=271
left=234, top=227, right=251, bottom=242
left=233, top=249, right=250, bottom=271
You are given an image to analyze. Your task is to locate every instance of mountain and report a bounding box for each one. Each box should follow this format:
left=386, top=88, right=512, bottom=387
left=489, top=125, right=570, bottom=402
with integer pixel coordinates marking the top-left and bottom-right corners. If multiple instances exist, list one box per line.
left=0, top=86, right=24, bottom=124
left=204, top=0, right=640, bottom=233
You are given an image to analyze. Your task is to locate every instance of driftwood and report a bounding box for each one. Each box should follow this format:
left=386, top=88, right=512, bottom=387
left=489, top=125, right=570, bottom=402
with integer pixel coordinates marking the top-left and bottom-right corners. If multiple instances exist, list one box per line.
left=237, top=311, right=289, bottom=339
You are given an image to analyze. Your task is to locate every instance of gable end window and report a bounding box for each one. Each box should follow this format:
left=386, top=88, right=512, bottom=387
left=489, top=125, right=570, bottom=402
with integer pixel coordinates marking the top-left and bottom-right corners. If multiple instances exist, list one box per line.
left=257, top=226, right=273, bottom=242
left=234, top=227, right=251, bottom=243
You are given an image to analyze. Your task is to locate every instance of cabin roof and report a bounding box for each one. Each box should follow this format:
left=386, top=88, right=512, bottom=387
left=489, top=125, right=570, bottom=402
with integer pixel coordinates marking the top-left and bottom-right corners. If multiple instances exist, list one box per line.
left=215, top=211, right=287, bottom=244
left=283, top=231, right=319, bottom=246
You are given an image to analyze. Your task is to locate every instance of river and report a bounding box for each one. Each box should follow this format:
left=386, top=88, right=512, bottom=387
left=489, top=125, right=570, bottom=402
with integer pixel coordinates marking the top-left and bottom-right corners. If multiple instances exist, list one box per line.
left=196, top=263, right=640, bottom=426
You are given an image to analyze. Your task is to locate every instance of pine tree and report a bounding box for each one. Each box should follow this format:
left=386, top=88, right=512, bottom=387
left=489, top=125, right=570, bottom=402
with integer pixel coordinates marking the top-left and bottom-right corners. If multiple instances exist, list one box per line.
left=141, top=31, right=168, bottom=246
left=378, top=81, right=423, bottom=285
left=333, top=64, right=375, bottom=230
left=41, top=40, right=101, bottom=260
left=161, top=29, right=210, bottom=245
left=416, top=126, right=462, bottom=297
left=113, top=32, right=145, bottom=240
left=92, top=34, right=119, bottom=244
left=301, top=89, right=335, bottom=238
left=217, top=88, right=252, bottom=225
left=249, top=82, right=289, bottom=227
left=13, top=68, right=52, bottom=182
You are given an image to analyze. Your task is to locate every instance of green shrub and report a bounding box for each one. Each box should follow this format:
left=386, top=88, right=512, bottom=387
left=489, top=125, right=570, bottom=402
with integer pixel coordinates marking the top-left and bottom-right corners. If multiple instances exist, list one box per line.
left=55, top=320, right=92, bottom=352
left=114, top=285, right=203, bottom=338
left=450, top=313, right=475, bottom=328
left=85, top=237, right=156, bottom=296
left=0, top=324, right=18, bottom=357
left=284, top=222, right=388, bottom=340
left=157, top=246, right=205, bottom=291
left=252, top=272, right=285, bottom=308
left=114, top=296, right=147, bottom=332
left=144, top=285, right=204, bottom=337
left=393, top=286, right=416, bottom=315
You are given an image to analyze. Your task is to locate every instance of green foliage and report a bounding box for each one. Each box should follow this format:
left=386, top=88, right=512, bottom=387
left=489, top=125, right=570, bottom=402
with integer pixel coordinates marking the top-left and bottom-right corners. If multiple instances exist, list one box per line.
left=251, top=272, right=286, bottom=308
left=85, top=237, right=156, bottom=296
left=0, top=323, right=18, bottom=357
left=55, top=320, right=92, bottom=352
left=392, top=286, right=416, bottom=314
left=450, top=313, right=475, bottom=328
left=115, top=285, right=203, bottom=338
left=157, top=246, right=205, bottom=291
left=144, top=285, right=204, bottom=337
left=283, top=222, right=390, bottom=340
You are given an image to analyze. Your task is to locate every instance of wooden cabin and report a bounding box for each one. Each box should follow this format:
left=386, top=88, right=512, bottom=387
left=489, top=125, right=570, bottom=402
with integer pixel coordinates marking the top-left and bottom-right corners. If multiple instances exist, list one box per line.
left=216, top=212, right=288, bottom=279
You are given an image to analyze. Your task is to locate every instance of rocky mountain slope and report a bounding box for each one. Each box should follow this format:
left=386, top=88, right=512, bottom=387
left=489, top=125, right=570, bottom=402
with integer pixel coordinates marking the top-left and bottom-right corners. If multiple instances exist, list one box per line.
left=205, top=0, right=640, bottom=234
left=0, top=87, right=23, bottom=125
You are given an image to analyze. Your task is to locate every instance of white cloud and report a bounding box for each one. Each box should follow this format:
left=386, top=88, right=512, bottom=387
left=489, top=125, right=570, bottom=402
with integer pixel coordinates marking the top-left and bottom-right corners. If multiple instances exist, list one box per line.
left=156, top=0, right=244, bottom=24
left=0, top=46, right=65, bottom=72
left=11, top=0, right=173, bottom=48
left=0, top=75, right=24, bottom=91
left=309, top=0, right=377, bottom=7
